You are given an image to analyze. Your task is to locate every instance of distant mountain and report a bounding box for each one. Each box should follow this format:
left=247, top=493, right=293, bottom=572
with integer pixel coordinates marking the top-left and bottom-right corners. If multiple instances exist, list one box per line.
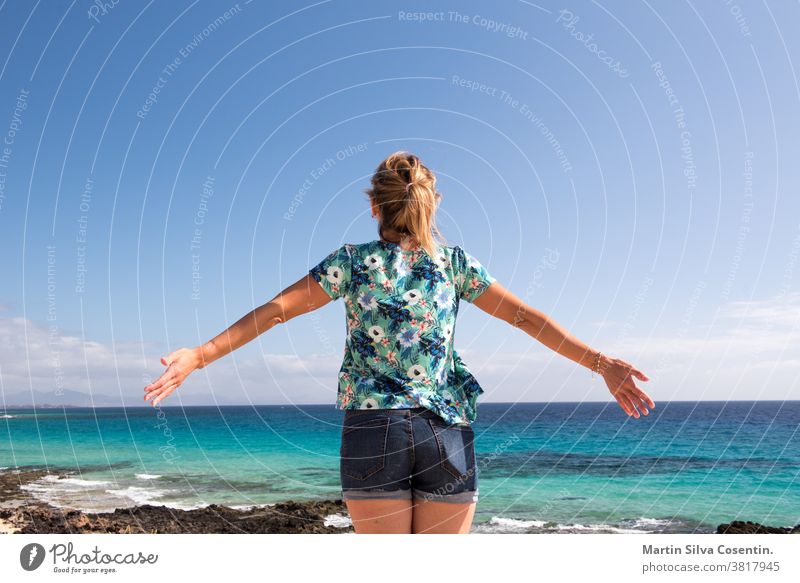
left=1, top=389, right=124, bottom=408
left=1, top=389, right=246, bottom=408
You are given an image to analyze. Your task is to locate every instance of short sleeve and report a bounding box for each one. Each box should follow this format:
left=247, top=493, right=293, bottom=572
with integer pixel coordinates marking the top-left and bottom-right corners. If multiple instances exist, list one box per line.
left=454, top=245, right=496, bottom=303
left=309, top=244, right=352, bottom=301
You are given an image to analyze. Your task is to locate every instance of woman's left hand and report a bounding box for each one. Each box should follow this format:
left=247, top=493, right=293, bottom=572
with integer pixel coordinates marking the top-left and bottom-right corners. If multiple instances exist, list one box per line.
left=601, top=356, right=654, bottom=418
left=143, top=347, right=202, bottom=406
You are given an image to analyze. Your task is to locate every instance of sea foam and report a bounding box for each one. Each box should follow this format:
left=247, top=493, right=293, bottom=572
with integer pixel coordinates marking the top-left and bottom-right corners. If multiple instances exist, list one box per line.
left=472, top=516, right=656, bottom=534
left=135, top=473, right=162, bottom=480
left=323, top=513, right=352, bottom=528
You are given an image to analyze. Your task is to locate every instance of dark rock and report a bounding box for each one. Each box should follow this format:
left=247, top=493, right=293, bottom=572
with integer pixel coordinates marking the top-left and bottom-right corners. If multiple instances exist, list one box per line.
left=3, top=499, right=353, bottom=534
left=1, top=468, right=353, bottom=534
left=716, top=520, right=800, bottom=534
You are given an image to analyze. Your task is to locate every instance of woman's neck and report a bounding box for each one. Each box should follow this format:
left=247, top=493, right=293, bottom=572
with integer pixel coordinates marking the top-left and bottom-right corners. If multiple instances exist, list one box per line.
left=380, top=229, right=419, bottom=251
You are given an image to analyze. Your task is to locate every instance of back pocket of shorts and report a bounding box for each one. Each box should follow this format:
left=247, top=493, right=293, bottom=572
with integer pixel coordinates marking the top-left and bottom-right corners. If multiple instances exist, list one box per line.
left=428, top=420, right=476, bottom=481
left=340, top=416, right=390, bottom=480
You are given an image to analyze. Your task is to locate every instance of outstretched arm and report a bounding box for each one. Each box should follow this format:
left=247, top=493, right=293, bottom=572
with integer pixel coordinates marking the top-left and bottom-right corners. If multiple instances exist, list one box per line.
left=143, top=273, right=333, bottom=406
left=471, top=280, right=654, bottom=418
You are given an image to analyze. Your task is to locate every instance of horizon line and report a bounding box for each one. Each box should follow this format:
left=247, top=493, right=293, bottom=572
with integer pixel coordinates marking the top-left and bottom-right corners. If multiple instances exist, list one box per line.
left=3, top=399, right=799, bottom=409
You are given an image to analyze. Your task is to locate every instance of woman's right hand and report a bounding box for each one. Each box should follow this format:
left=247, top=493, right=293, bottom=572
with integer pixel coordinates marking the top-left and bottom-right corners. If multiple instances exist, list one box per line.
left=144, top=347, right=203, bottom=407
left=601, top=355, right=654, bottom=418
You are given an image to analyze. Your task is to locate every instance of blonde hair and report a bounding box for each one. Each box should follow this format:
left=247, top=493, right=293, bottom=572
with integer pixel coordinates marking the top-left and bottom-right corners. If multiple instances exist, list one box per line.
left=364, top=151, right=447, bottom=257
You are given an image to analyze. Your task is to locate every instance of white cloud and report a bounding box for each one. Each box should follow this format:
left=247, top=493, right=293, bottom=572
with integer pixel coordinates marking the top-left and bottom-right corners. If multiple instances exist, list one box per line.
left=460, top=292, right=800, bottom=402
left=0, top=315, right=341, bottom=407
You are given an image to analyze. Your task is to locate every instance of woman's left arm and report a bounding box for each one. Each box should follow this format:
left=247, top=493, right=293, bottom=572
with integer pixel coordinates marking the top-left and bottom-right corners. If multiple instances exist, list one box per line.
left=195, top=273, right=333, bottom=368
left=144, top=273, right=332, bottom=406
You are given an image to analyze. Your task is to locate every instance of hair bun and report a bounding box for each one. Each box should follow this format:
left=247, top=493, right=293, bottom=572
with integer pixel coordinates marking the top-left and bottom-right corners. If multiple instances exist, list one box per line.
left=365, top=151, right=445, bottom=257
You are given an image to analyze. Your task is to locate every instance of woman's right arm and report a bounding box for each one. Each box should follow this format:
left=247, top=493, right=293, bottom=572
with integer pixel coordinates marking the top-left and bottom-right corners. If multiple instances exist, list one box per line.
left=143, top=273, right=333, bottom=406
left=471, top=280, right=654, bottom=418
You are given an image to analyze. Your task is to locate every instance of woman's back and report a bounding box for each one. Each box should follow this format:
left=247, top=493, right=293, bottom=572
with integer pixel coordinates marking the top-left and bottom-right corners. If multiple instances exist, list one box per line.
left=309, top=238, right=495, bottom=424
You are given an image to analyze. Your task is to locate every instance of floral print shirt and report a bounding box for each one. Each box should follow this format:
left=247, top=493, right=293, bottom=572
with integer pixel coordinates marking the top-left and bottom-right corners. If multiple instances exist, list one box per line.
left=309, top=239, right=496, bottom=425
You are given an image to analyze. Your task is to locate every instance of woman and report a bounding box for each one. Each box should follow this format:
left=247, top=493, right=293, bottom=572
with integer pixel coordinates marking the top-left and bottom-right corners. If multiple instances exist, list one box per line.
left=143, top=151, right=654, bottom=534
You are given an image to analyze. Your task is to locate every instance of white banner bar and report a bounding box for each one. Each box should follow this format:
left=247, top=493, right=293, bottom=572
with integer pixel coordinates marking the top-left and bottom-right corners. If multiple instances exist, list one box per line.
left=2, top=533, right=798, bottom=582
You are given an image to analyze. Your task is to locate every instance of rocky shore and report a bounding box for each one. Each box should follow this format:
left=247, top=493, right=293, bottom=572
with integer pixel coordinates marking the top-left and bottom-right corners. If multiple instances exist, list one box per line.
left=2, top=468, right=798, bottom=534
left=716, top=521, right=800, bottom=534
left=0, top=468, right=353, bottom=534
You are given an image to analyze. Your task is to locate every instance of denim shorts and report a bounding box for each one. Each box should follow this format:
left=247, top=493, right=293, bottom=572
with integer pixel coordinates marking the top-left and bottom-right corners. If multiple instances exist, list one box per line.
left=339, top=407, right=478, bottom=504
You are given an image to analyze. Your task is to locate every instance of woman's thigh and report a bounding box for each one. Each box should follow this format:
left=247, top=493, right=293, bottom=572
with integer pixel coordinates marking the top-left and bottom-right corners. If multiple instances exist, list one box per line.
left=345, top=498, right=413, bottom=534
left=412, top=499, right=477, bottom=534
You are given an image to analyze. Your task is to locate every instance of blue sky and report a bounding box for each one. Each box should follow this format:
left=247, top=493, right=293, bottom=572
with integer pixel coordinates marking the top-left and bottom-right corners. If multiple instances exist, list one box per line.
left=1, top=0, right=798, bottom=406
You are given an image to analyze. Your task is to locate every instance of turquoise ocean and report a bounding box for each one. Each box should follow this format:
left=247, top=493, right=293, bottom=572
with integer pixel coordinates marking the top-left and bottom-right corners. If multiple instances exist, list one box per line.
left=2, top=401, right=798, bottom=533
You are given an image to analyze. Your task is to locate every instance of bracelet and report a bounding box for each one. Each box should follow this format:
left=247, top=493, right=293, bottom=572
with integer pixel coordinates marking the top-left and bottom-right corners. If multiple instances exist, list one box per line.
left=591, top=350, right=603, bottom=379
